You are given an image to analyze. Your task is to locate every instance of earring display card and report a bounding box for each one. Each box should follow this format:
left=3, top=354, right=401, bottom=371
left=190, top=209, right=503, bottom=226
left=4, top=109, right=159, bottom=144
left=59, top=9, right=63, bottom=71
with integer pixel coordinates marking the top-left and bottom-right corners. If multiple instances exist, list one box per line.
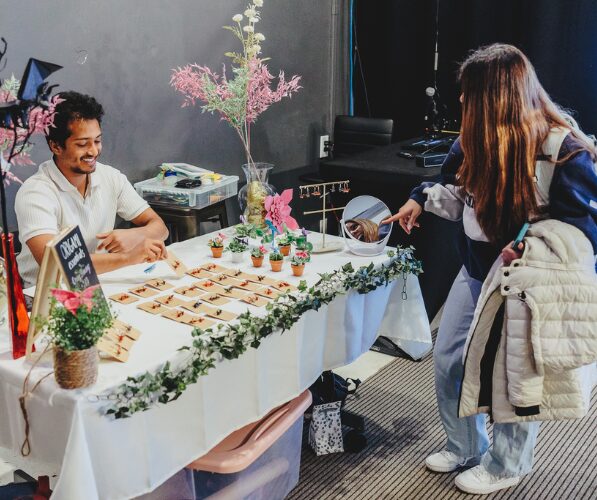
left=103, top=329, right=135, bottom=351
left=205, top=308, right=238, bottom=322
left=154, top=294, right=186, bottom=307
left=97, top=337, right=130, bottom=362
left=186, top=267, right=215, bottom=279
left=128, top=285, right=160, bottom=298
left=253, top=287, right=281, bottom=299
left=145, top=279, right=174, bottom=291
left=223, top=269, right=254, bottom=280
left=233, top=279, right=262, bottom=292
left=109, top=293, right=139, bottom=304
left=240, top=294, right=269, bottom=307
left=199, top=293, right=230, bottom=306
left=195, top=280, right=224, bottom=292
left=174, top=285, right=204, bottom=298
left=271, top=281, right=298, bottom=292
left=180, top=301, right=216, bottom=315
left=181, top=315, right=215, bottom=328
left=137, top=301, right=167, bottom=315
left=112, top=319, right=141, bottom=340
left=210, top=274, right=240, bottom=286
left=166, top=251, right=188, bottom=277
left=219, top=286, right=251, bottom=300
left=201, top=263, right=229, bottom=273
left=247, top=274, right=279, bottom=286
left=161, top=309, right=194, bottom=323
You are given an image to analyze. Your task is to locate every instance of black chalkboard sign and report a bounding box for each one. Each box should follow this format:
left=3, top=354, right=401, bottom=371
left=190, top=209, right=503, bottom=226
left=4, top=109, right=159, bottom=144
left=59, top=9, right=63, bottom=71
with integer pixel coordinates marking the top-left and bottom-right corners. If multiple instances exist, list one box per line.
left=52, top=226, right=100, bottom=290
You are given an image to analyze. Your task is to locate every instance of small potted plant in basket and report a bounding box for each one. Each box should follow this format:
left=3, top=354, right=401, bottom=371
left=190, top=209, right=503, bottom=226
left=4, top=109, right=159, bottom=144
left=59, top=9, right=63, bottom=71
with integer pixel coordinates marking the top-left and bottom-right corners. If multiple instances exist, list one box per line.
left=227, top=237, right=249, bottom=263
left=207, top=233, right=226, bottom=258
left=290, top=250, right=310, bottom=277
left=44, top=286, right=112, bottom=389
left=269, top=249, right=284, bottom=272
left=250, top=245, right=268, bottom=268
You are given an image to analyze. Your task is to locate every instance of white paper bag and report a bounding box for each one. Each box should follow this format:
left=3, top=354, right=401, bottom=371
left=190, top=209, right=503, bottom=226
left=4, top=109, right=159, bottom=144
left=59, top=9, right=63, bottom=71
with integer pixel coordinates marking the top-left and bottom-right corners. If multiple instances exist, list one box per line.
left=308, top=401, right=344, bottom=455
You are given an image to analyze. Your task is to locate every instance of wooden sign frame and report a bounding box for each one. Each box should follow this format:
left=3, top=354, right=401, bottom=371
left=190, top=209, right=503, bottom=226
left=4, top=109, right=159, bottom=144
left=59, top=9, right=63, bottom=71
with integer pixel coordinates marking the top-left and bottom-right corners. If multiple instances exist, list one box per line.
left=26, top=226, right=130, bottom=362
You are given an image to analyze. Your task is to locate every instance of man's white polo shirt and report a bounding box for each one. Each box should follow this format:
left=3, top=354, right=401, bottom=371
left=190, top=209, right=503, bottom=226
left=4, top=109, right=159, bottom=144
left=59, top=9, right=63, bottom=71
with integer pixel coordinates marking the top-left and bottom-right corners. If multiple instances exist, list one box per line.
left=15, top=159, right=149, bottom=288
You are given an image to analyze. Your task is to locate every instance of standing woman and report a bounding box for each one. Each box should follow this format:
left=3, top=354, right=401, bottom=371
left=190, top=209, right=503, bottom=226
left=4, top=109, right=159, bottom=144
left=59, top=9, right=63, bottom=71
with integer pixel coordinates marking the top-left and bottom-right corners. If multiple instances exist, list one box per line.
left=383, top=44, right=597, bottom=495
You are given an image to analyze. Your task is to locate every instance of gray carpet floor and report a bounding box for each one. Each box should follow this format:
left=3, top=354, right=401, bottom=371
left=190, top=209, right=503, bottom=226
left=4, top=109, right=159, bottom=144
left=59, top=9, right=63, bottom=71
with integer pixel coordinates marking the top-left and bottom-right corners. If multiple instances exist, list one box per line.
left=288, top=352, right=596, bottom=500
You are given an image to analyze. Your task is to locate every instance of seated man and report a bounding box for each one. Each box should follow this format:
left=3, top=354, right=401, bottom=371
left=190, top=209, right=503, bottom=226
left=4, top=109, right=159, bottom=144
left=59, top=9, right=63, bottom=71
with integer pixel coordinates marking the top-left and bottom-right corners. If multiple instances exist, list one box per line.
left=15, top=91, right=169, bottom=288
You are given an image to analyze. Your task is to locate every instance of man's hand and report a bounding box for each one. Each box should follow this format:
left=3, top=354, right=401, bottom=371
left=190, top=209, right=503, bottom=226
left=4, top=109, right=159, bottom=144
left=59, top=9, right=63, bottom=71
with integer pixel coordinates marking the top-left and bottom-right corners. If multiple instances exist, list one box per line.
left=97, top=228, right=145, bottom=253
left=124, top=238, right=168, bottom=265
left=381, top=199, right=423, bottom=234
left=501, top=241, right=524, bottom=266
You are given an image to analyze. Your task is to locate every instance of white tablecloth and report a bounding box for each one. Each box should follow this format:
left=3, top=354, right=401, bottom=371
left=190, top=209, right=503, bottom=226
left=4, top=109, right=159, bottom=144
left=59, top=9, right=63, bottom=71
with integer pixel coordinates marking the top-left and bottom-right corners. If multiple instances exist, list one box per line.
left=0, top=232, right=431, bottom=500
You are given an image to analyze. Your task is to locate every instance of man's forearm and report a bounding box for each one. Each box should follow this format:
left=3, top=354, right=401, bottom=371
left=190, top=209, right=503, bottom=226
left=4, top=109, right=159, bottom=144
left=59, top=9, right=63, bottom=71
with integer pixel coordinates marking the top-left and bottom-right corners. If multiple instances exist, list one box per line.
left=91, top=252, right=132, bottom=275
left=135, top=218, right=169, bottom=241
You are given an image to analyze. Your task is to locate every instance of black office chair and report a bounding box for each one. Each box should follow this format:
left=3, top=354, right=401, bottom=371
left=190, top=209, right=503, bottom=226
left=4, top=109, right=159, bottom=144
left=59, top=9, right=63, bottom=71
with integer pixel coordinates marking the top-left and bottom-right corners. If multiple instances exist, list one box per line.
left=329, top=115, right=394, bottom=159
left=299, top=115, right=394, bottom=185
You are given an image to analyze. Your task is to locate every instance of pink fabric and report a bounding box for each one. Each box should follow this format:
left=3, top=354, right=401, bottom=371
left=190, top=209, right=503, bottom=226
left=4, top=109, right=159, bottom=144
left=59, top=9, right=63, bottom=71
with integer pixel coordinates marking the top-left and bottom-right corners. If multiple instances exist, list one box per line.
left=265, top=189, right=299, bottom=233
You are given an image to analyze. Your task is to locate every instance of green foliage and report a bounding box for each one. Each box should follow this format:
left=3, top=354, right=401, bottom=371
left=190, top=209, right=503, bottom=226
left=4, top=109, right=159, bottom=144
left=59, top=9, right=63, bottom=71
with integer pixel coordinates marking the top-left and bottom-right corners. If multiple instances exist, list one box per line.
left=269, top=250, right=283, bottom=261
left=103, top=246, right=422, bottom=419
left=227, top=238, right=249, bottom=253
left=44, top=292, right=113, bottom=352
left=234, top=222, right=263, bottom=239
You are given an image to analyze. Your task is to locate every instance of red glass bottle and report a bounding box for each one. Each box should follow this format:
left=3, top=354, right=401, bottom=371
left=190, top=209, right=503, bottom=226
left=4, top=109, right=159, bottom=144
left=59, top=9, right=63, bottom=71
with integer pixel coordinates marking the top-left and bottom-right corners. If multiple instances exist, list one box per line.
left=2, top=233, right=29, bottom=359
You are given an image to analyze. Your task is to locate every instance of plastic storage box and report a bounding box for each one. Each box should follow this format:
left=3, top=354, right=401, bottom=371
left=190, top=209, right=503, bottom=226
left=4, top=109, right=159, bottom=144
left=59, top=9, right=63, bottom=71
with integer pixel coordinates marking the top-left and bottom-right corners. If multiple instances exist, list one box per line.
left=134, top=175, right=239, bottom=209
left=138, top=390, right=311, bottom=500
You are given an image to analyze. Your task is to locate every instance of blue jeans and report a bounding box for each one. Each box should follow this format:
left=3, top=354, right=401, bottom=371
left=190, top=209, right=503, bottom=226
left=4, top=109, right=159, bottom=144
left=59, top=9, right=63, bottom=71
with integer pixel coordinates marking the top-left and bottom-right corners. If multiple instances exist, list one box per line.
left=434, top=267, right=540, bottom=477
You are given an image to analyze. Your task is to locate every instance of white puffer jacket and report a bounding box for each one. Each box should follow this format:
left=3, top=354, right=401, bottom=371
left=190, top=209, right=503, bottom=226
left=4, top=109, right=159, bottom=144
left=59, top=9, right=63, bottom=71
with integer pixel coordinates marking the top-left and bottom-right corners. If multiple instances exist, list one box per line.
left=458, top=219, right=597, bottom=423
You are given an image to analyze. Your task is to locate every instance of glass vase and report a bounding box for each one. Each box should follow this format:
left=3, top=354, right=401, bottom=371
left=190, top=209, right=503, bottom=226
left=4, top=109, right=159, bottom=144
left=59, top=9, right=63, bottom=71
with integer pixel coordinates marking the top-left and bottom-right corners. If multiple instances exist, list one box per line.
left=1, top=233, right=29, bottom=359
left=237, top=163, right=276, bottom=228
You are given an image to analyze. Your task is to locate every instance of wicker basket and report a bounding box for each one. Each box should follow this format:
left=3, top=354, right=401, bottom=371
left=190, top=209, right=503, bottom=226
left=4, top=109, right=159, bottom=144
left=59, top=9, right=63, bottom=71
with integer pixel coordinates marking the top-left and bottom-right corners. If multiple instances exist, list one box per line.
left=54, top=346, right=99, bottom=389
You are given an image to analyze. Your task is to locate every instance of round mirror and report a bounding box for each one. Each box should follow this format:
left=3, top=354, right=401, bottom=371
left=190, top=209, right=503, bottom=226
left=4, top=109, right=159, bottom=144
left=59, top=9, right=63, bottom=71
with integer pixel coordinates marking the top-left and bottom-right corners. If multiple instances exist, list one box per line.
left=341, top=195, right=392, bottom=256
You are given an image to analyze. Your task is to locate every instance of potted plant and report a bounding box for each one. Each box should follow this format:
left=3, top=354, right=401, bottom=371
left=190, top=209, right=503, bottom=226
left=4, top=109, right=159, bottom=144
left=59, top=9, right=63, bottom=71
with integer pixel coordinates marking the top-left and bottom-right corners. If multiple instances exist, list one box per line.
left=290, top=250, right=310, bottom=277
left=276, top=232, right=292, bottom=256
left=207, top=233, right=226, bottom=258
left=44, top=286, right=112, bottom=389
left=269, top=250, right=284, bottom=272
left=234, top=220, right=263, bottom=240
left=227, top=237, right=248, bottom=263
left=250, top=245, right=268, bottom=267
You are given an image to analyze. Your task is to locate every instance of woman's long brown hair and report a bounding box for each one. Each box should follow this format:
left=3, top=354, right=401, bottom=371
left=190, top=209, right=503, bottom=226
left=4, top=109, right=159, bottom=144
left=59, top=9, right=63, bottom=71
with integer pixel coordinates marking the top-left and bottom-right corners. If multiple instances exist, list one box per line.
left=458, top=44, right=596, bottom=244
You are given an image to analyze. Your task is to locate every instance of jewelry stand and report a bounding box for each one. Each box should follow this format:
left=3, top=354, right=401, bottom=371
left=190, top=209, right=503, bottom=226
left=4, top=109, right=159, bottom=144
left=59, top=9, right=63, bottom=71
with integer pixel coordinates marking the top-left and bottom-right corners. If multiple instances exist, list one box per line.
left=299, top=180, right=350, bottom=253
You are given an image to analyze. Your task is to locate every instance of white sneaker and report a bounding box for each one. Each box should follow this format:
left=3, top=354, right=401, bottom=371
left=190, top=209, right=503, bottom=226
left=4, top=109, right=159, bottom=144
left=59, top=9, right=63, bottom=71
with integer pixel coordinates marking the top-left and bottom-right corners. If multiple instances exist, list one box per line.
left=425, top=450, right=477, bottom=473
left=455, top=465, right=520, bottom=494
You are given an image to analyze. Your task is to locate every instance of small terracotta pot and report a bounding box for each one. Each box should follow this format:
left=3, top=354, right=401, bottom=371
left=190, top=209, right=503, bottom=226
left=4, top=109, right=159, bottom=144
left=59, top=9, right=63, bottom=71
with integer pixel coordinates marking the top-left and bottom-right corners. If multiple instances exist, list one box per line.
left=211, top=246, right=224, bottom=258
left=54, top=346, right=98, bottom=389
left=291, top=263, right=305, bottom=277
left=251, top=255, right=264, bottom=268
left=279, top=244, right=291, bottom=256
left=270, top=259, right=283, bottom=272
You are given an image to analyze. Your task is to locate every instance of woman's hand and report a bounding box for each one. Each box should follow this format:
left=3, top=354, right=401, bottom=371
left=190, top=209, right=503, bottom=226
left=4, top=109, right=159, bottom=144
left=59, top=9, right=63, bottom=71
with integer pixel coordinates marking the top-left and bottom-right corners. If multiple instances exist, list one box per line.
left=501, top=241, right=524, bottom=266
left=381, top=199, right=423, bottom=234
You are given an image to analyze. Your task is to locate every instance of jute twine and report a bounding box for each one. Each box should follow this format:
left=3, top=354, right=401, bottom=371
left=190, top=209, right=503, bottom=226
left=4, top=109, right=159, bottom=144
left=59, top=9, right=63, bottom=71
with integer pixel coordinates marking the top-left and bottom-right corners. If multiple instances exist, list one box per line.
left=53, top=346, right=98, bottom=390
left=19, top=343, right=54, bottom=456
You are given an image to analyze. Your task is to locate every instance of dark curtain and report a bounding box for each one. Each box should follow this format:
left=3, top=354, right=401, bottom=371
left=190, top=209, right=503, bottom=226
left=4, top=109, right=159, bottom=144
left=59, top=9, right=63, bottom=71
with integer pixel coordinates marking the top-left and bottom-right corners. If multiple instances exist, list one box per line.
left=354, top=0, right=597, bottom=140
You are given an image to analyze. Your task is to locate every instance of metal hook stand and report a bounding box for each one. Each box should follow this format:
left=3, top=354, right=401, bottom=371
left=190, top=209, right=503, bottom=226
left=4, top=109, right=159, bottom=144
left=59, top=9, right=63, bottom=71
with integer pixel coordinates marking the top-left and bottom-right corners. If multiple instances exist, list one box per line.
left=299, top=180, right=350, bottom=253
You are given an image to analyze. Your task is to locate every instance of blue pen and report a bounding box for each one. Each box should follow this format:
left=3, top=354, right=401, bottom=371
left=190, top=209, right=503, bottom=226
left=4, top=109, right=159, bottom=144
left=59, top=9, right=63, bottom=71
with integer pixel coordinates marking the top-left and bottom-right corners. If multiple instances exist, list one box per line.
left=143, top=263, right=157, bottom=274
left=512, top=222, right=530, bottom=249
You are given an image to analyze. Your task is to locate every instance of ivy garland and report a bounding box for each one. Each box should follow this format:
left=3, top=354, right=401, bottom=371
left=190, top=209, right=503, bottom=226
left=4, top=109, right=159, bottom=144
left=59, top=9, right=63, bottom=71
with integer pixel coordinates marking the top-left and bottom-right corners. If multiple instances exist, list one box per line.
left=103, top=247, right=422, bottom=419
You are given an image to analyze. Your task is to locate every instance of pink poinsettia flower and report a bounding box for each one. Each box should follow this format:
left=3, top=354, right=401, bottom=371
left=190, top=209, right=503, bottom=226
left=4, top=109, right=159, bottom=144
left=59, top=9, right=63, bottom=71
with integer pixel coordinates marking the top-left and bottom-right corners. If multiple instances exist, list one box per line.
left=265, top=189, right=299, bottom=233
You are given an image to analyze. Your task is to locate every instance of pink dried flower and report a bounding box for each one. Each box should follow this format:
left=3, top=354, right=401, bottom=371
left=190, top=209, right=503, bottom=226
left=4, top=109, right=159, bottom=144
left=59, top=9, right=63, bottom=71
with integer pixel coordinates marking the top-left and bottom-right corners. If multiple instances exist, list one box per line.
left=264, top=189, right=299, bottom=233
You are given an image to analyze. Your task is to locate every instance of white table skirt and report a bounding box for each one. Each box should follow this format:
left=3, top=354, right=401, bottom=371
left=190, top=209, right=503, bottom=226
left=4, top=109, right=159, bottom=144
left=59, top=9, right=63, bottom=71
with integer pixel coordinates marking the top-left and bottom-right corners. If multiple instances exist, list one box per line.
left=0, top=232, right=431, bottom=500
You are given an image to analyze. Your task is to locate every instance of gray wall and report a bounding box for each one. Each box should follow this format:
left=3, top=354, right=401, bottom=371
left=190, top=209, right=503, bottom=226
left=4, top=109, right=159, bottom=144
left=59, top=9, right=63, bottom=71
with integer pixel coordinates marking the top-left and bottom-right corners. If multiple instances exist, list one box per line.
left=1, top=0, right=349, bottom=230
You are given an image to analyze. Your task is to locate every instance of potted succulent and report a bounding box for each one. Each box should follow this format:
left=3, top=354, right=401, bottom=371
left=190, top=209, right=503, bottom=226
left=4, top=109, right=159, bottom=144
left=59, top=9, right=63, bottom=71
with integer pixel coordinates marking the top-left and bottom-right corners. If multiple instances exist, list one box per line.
left=227, top=237, right=249, bottom=263
left=207, top=233, right=226, bottom=258
left=276, top=231, right=293, bottom=256
left=250, top=245, right=268, bottom=267
left=44, top=286, right=112, bottom=389
left=269, top=250, right=284, bottom=272
left=290, top=250, right=310, bottom=277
